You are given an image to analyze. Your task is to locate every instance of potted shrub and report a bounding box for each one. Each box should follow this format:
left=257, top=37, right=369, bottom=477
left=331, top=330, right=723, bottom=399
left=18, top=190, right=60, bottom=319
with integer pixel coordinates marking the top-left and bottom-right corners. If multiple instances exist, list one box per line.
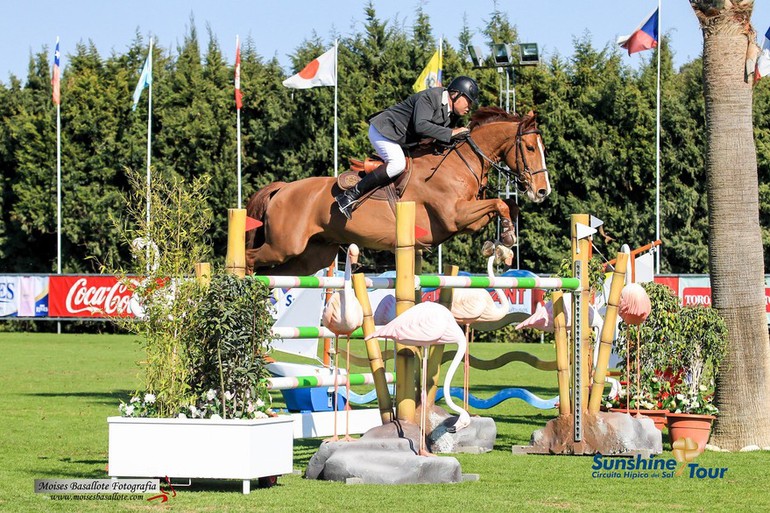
left=663, top=305, right=727, bottom=453
left=106, top=172, right=292, bottom=493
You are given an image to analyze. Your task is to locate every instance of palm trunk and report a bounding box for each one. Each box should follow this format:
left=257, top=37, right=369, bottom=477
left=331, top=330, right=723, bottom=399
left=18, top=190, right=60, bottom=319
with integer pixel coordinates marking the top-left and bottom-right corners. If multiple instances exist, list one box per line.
left=693, top=0, right=770, bottom=450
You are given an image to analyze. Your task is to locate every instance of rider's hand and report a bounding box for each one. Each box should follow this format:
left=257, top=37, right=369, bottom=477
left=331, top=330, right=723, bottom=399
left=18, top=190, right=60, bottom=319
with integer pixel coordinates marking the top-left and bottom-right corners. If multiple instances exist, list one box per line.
left=451, top=127, right=470, bottom=140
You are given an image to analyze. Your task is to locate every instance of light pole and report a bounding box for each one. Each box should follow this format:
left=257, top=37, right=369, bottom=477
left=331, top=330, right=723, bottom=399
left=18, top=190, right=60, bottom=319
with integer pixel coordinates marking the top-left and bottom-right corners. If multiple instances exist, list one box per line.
left=467, top=43, right=540, bottom=268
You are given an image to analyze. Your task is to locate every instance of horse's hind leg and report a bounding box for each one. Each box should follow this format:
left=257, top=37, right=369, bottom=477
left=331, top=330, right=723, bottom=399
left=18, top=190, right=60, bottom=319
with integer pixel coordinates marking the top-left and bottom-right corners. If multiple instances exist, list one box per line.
left=254, top=243, right=339, bottom=276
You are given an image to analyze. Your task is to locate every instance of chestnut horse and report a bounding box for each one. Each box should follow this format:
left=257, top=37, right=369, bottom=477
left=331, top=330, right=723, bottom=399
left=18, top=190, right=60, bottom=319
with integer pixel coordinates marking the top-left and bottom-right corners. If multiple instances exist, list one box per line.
left=246, top=107, right=550, bottom=275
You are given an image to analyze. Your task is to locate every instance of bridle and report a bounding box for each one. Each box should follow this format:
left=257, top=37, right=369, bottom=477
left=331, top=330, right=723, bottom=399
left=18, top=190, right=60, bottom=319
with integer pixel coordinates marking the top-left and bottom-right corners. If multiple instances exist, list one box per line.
left=454, top=121, right=548, bottom=195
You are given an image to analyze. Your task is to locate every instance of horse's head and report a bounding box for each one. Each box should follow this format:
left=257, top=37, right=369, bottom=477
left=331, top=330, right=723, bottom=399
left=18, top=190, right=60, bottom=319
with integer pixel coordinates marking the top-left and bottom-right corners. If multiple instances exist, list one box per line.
left=469, top=108, right=551, bottom=203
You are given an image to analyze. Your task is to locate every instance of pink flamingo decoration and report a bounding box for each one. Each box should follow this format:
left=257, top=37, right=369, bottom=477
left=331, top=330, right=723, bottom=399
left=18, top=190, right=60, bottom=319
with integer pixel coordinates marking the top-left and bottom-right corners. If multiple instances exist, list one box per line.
left=321, top=244, right=364, bottom=442
left=368, top=301, right=471, bottom=456
left=619, top=283, right=651, bottom=413
left=450, top=254, right=510, bottom=408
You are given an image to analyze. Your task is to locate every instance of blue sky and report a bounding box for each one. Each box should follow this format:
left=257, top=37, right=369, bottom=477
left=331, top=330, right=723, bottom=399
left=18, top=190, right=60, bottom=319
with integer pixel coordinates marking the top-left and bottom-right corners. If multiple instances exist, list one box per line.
left=1, top=1, right=769, bottom=80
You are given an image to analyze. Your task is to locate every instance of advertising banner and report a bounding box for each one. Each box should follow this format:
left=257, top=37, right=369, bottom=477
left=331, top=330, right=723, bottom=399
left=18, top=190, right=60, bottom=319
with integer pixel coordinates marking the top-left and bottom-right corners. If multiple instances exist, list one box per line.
left=49, top=276, right=139, bottom=318
left=0, top=276, right=49, bottom=317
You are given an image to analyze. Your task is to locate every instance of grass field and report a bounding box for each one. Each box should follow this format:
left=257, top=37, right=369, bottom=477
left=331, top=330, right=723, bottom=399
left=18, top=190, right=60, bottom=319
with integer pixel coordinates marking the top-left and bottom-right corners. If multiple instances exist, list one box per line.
left=1, top=332, right=769, bottom=512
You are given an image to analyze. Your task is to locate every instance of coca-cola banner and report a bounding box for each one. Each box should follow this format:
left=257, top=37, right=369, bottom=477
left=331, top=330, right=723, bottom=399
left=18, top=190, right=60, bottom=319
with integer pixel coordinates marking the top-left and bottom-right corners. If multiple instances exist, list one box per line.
left=49, top=276, right=139, bottom=318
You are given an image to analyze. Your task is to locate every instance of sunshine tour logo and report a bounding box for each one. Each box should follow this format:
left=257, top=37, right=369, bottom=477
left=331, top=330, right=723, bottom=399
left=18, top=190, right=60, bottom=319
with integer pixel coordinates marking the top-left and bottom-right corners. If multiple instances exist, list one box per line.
left=592, top=439, right=728, bottom=480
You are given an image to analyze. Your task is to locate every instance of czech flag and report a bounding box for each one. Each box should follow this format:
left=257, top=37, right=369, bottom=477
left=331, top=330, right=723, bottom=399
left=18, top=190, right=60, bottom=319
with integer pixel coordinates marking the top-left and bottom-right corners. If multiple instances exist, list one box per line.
left=756, top=26, right=770, bottom=83
left=617, top=8, right=659, bottom=55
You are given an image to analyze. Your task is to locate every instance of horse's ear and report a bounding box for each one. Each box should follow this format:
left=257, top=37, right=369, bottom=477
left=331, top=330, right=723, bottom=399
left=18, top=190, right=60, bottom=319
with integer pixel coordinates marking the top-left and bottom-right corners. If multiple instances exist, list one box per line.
left=522, top=111, right=537, bottom=129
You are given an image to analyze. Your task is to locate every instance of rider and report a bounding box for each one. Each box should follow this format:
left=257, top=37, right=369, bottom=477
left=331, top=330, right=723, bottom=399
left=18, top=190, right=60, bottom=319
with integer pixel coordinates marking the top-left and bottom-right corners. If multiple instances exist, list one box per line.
left=335, top=75, right=480, bottom=219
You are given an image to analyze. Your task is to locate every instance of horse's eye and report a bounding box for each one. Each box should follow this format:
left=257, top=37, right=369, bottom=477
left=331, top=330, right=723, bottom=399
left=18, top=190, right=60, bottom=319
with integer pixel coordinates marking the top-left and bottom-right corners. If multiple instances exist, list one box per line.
left=526, top=145, right=535, bottom=151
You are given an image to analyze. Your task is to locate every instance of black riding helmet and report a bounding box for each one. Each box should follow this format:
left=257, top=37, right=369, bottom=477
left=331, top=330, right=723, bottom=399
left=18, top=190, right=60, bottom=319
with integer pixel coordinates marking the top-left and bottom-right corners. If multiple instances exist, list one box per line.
left=447, top=76, right=479, bottom=105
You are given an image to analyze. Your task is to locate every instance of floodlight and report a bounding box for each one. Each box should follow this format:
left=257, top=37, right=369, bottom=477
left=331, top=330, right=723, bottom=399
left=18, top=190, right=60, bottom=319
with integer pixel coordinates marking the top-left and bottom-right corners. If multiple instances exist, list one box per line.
left=493, top=43, right=512, bottom=65
left=519, top=43, right=540, bottom=66
left=467, top=45, right=484, bottom=67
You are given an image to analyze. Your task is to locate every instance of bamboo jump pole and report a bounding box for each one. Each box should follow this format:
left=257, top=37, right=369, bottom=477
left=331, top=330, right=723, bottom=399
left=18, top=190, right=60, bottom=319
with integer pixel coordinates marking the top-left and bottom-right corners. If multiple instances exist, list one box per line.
left=552, top=291, right=570, bottom=416
left=353, top=273, right=394, bottom=424
left=588, top=252, right=628, bottom=414
left=570, top=214, right=592, bottom=442
left=394, top=202, right=417, bottom=423
left=225, top=208, right=246, bottom=278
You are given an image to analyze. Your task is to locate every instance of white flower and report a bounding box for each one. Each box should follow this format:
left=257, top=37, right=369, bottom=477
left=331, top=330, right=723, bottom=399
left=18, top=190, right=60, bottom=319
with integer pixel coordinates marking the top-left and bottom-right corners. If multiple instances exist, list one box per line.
left=144, top=393, right=156, bottom=404
left=125, top=405, right=135, bottom=416
left=225, top=391, right=234, bottom=401
left=692, top=401, right=700, bottom=409
left=699, top=385, right=707, bottom=392
left=256, top=398, right=265, bottom=408
left=119, top=403, right=126, bottom=413
left=178, top=413, right=187, bottom=419
left=651, top=377, right=659, bottom=383
left=247, top=401, right=255, bottom=413
left=189, top=405, right=199, bottom=417
left=130, top=396, right=140, bottom=404
left=605, top=402, right=612, bottom=409
left=676, top=393, right=685, bottom=400
left=206, top=389, right=216, bottom=401
left=246, top=390, right=251, bottom=398
left=254, top=411, right=268, bottom=419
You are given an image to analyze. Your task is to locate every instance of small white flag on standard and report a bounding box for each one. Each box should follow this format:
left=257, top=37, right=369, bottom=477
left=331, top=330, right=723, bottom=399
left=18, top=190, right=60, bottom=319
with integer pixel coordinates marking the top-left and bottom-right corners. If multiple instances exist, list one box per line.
left=283, top=47, right=336, bottom=89
left=756, top=26, right=770, bottom=83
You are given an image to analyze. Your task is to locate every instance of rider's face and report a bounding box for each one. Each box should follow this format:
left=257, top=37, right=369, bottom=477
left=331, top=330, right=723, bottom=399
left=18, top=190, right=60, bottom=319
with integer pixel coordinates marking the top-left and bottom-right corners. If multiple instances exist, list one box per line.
left=452, top=94, right=471, bottom=116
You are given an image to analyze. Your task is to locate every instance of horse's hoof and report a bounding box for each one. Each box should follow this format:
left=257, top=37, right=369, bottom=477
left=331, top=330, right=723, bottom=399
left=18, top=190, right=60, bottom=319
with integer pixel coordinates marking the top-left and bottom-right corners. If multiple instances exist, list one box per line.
left=481, top=240, right=495, bottom=257
left=501, top=233, right=516, bottom=248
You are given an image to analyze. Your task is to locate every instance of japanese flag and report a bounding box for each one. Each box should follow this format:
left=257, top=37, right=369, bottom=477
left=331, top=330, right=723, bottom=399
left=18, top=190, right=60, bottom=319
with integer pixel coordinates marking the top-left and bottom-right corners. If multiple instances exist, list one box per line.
left=283, top=47, right=336, bottom=89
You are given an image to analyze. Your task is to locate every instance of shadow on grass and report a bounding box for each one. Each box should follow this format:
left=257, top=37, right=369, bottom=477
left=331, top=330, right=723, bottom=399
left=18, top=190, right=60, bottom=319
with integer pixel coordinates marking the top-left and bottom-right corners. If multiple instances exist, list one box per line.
left=26, top=390, right=134, bottom=406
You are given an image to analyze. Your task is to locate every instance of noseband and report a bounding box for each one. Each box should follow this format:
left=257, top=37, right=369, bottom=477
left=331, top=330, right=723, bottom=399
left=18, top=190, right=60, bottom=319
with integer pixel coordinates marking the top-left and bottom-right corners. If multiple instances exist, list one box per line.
left=463, top=122, right=548, bottom=194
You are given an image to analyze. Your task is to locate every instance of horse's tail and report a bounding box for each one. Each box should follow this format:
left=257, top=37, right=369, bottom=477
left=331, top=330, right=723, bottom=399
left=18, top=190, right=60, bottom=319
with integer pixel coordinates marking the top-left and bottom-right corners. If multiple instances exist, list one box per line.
left=245, top=182, right=287, bottom=251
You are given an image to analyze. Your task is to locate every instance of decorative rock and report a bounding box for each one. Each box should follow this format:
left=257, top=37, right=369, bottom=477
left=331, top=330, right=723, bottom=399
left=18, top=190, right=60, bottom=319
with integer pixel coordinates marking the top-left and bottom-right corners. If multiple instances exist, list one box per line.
left=515, top=411, right=662, bottom=455
left=739, top=445, right=761, bottom=452
left=305, top=438, right=463, bottom=484
left=705, top=443, right=727, bottom=452
left=429, top=415, right=496, bottom=454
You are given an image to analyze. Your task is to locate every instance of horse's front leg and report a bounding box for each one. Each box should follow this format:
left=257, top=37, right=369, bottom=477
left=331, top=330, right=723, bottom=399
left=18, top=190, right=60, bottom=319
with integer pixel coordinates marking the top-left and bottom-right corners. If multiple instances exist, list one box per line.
left=453, top=198, right=517, bottom=247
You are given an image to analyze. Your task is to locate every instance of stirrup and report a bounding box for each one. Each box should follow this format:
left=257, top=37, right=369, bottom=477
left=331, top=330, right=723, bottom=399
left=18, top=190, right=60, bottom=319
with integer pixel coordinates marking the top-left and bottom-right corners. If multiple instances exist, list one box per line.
left=336, top=191, right=358, bottom=220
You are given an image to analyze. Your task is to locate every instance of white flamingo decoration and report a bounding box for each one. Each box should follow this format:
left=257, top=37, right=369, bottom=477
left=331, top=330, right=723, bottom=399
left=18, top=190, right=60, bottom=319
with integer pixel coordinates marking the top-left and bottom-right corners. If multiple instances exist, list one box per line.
left=367, top=301, right=470, bottom=456
left=321, top=244, right=364, bottom=442
left=450, top=254, right=511, bottom=408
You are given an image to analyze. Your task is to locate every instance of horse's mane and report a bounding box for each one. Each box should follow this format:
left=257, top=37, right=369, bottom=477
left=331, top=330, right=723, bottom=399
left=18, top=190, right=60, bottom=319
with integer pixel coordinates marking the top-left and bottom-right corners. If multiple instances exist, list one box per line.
left=468, top=106, right=524, bottom=129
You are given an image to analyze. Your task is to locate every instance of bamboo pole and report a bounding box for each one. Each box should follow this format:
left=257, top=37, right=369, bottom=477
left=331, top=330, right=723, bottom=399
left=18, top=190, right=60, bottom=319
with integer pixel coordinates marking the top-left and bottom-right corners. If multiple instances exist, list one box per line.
left=588, top=252, right=628, bottom=413
left=570, top=214, right=593, bottom=436
left=353, top=273, right=394, bottom=424
left=552, top=290, right=570, bottom=416
left=194, top=262, right=211, bottom=287
left=225, top=208, right=246, bottom=278
left=394, top=202, right=417, bottom=423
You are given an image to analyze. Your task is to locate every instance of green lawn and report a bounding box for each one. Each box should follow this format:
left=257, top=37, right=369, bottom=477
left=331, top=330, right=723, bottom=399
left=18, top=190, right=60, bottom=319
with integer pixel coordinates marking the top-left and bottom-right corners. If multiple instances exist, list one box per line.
left=1, top=332, right=768, bottom=512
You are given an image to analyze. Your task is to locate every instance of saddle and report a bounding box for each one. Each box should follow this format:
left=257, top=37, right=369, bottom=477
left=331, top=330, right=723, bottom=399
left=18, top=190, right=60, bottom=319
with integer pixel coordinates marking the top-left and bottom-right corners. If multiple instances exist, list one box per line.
left=337, top=155, right=413, bottom=214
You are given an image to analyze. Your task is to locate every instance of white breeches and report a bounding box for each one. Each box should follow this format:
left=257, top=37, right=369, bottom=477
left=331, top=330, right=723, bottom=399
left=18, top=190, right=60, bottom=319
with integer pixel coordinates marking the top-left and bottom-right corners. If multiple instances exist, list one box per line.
left=368, top=124, right=407, bottom=178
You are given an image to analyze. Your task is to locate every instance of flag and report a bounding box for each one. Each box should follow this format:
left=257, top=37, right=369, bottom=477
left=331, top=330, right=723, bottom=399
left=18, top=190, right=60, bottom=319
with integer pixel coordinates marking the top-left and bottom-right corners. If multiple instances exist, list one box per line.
left=617, top=8, right=659, bottom=55
left=282, top=47, right=336, bottom=89
left=52, top=38, right=60, bottom=105
left=235, top=36, right=243, bottom=109
left=132, top=51, right=152, bottom=111
left=756, top=27, right=770, bottom=83
left=413, top=49, right=442, bottom=92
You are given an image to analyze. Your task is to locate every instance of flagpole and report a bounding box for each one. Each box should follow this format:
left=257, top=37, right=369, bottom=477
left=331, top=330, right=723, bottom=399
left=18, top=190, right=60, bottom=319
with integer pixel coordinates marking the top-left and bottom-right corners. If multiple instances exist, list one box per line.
left=655, top=0, right=661, bottom=274
left=236, top=36, right=242, bottom=208
left=437, top=36, right=443, bottom=274
left=333, top=39, right=338, bottom=179
left=55, top=36, right=61, bottom=335
left=146, top=38, right=153, bottom=266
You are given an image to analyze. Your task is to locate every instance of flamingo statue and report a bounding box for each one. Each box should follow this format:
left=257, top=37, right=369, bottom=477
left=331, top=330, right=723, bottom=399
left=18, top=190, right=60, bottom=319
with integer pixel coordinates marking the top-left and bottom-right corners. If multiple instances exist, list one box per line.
left=367, top=301, right=470, bottom=456
left=450, top=253, right=511, bottom=408
left=321, top=244, right=363, bottom=442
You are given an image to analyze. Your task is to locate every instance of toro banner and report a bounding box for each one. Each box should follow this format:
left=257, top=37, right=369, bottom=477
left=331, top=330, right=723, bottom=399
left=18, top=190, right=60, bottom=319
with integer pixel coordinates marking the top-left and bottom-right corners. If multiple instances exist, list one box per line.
left=49, top=276, right=139, bottom=318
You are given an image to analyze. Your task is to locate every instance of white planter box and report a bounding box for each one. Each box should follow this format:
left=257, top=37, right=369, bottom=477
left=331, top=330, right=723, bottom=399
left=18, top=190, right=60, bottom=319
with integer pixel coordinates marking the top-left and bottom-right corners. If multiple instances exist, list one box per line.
left=108, top=416, right=294, bottom=493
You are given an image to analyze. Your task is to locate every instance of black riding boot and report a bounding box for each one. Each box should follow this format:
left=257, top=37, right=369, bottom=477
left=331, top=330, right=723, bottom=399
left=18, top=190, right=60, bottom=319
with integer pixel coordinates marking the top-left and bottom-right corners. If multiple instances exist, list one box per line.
left=336, top=165, right=391, bottom=219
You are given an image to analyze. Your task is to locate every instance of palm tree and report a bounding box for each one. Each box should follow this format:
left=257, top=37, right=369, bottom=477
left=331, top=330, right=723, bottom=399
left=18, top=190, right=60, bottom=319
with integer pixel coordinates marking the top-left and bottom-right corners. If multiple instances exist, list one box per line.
left=691, top=0, right=770, bottom=450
